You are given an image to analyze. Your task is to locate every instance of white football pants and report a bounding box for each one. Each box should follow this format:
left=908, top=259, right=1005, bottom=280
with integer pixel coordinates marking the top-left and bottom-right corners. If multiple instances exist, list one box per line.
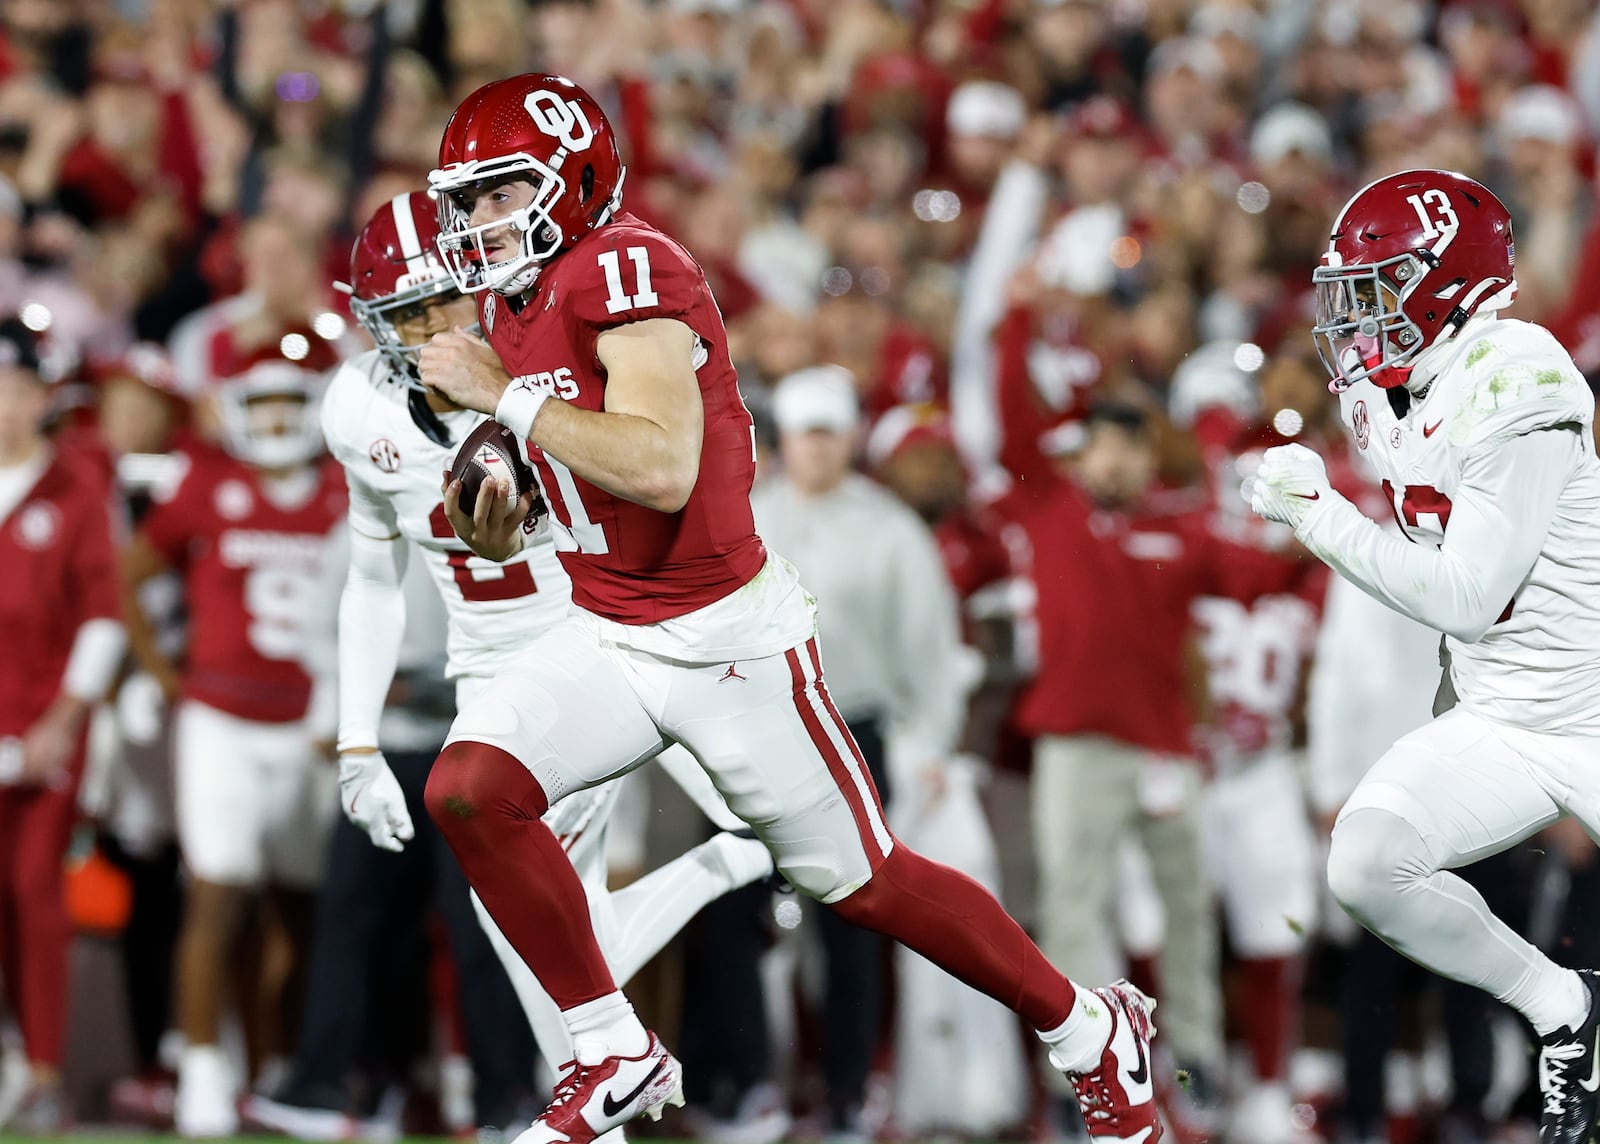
left=1327, top=705, right=1598, bottom=1034
left=453, top=672, right=771, bottom=1096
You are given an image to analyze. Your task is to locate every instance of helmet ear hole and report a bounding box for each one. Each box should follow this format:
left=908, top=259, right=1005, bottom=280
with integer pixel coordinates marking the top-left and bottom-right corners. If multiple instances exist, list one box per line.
left=580, top=164, right=595, bottom=204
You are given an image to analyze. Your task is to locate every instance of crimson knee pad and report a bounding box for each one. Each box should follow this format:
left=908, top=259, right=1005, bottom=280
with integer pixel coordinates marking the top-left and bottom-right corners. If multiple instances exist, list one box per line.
left=425, top=741, right=549, bottom=835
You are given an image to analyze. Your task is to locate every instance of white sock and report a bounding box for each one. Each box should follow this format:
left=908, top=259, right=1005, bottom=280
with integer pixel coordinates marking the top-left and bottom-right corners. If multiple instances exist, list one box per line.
left=1038, top=985, right=1113, bottom=1074
left=563, top=992, right=649, bottom=1058
left=1505, top=963, right=1589, bottom=1037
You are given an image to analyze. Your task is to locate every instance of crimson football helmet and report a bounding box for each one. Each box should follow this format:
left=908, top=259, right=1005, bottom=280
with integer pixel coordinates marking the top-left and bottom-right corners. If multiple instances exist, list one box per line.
left=1312, top=169, right=1517, bottom=391
left=428, top=73, right=626, bottom=296
left=345, top=191, right=460, bottom=384
left=343, top=190, right=464, bottom=445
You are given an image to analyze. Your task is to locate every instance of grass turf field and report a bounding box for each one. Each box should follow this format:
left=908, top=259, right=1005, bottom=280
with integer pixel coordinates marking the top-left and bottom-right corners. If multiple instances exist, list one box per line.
left=0, top=1137, right=522, bottom=1143
left=0, top=1137, right=478, bottom=1143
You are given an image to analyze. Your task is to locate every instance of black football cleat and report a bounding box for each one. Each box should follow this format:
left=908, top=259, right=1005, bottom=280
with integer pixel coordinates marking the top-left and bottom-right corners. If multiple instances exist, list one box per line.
left=1538, top=969, right=1600, bottom=1144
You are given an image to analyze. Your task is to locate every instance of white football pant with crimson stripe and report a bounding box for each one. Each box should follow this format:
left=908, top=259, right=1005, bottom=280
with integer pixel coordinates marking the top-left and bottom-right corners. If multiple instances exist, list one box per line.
left=445, top=612, right=893, bottom=903
left=451, top=670, right=775, bottom=1113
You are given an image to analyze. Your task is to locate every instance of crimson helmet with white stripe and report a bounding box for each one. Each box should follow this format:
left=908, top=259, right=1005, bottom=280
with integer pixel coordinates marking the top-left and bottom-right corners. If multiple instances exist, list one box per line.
left=428, top=73, right=625, bottom=296
left=345, top=190, right=460, bottom=389
left=1312, top=169, right=1516, bottom=391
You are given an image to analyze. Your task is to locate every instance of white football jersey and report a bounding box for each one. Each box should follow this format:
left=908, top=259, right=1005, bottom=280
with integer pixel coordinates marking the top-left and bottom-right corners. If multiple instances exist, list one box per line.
left=321, top=350, right=572, bottom=679
left=1337, top=317, right=1600, bottom=734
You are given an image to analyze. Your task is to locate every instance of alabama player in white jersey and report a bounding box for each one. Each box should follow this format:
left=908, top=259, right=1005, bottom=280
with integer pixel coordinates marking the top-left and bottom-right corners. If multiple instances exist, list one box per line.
left=1249, top=169, right=1600, bottom=1144
left=312, top=192, right=773, bottom=1135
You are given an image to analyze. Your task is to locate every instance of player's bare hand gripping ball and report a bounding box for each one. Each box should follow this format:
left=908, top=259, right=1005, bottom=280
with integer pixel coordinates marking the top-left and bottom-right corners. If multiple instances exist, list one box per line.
left=419, top=326, right=510, bottom=414
left=442, top=470, right=533, bottom=562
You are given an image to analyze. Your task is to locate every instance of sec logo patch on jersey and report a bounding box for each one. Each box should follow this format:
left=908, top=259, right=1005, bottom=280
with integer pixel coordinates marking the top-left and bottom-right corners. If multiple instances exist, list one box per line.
left=1353, top=400, right=1370, bottom=450
left=215, top=480, right=254, bottom=520
left=369, top=438, right=401, bottom=473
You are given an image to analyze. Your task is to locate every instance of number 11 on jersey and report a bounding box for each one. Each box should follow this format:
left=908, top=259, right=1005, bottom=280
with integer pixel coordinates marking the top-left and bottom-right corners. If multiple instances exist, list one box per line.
left=599, top=247, right=658, bottom=315
left=540, top=455, right=611, bottom=554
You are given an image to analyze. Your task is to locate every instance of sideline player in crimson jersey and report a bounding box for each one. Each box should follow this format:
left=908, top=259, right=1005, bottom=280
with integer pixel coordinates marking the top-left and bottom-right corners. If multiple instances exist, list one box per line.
left=1178, top=347, right=1336, bottom=1144
left=251, top=191, right=773, bottom=1141
left=413, top=73, right=1161, bottom=1144
left=0, top=319, right=125, bottom=1134
left=121, top=358, right=345, bottom=1138
left=1250, top=169, right=1600, bottom=1144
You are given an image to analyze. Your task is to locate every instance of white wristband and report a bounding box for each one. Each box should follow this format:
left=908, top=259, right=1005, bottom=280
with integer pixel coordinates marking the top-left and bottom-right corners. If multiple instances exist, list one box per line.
left=495, top=382, right=550, bottom=441
left=62, top=618, right=127, bottom=703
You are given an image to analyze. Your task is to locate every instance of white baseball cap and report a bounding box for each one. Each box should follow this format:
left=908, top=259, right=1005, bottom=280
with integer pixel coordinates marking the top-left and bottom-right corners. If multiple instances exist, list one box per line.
left=1498, top=84, right=1582, bottom=147
left=773, top=365, right=860, bottom=434
left=1249, top=101, right=1333, bottom=167
left=946, top=81, right=1027, bottom=140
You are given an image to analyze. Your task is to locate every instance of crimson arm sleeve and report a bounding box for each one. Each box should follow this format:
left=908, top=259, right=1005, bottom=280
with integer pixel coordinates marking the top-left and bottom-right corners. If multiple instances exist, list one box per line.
left=993, top=306, right=1058, bottom=487
left=1293, top=429, right=1573, bottom=643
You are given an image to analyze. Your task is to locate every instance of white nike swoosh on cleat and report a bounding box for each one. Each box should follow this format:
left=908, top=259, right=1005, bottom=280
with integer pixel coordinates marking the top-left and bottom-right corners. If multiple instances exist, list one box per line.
left=1580, top=1028, right=1600, bottom=1093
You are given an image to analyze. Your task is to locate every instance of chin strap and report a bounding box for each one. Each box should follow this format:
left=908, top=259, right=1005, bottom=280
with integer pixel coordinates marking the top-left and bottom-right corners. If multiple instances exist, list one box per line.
left=408, top=387, right=453, bottom=447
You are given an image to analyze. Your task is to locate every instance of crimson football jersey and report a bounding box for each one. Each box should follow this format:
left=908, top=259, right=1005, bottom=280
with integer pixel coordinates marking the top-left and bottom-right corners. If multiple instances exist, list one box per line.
left=0, top=453, right=120, bottom=736
left=934, top=506, right=1015, bottom=614
left=140, top=447, right=345, bottom=723
left=998, top=474, right=1310, bottom=756
left=1192, top=431, right=1324, bottom=764
left=479, top=211, right=766, bottom=624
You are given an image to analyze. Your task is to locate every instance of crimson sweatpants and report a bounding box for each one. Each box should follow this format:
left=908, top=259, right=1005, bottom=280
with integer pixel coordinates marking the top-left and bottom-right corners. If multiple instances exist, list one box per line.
left=0, top=780, right=79, bottom=1066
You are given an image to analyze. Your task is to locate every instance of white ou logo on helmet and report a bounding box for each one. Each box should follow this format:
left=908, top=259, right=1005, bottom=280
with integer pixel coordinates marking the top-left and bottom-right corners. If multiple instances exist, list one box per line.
left=524, top=91, right=595, bottom=152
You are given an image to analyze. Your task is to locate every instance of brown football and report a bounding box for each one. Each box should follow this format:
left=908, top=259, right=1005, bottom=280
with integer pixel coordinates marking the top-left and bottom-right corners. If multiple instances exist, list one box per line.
left=449, top=419, right=536, bottom=515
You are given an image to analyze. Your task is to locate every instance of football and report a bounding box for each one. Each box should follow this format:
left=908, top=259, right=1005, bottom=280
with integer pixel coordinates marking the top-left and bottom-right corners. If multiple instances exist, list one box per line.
left=450, top=418, right=536, bottom=515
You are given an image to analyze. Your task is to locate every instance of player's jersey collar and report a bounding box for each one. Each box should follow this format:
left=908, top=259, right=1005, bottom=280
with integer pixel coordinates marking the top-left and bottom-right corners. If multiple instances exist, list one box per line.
left=1403, top=313, right=1496, bottom=396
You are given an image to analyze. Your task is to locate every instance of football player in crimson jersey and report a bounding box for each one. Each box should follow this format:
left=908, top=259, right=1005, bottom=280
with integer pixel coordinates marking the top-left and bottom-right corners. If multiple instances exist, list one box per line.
left=0, top=320, right=125, bottom=1134
left=411, top=72, right=1159, bottom=1144
left=1249, top=169, right=1600, bottom=1144
left=246, top=191, right=773, bottom=1141
left=120, top=358, right=346, bottom=1138
left=1174, top=346, right=1335, bottom=1144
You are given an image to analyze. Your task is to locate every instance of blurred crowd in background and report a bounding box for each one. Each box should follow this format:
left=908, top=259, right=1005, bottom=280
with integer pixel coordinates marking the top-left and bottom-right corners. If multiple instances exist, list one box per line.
left=5, top=0, right=1600, bottom=1142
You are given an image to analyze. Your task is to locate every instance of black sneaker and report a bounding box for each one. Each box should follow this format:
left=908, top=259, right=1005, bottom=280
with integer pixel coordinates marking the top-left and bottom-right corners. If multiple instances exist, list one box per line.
left=1538, top=969, right=1600, bottom=1144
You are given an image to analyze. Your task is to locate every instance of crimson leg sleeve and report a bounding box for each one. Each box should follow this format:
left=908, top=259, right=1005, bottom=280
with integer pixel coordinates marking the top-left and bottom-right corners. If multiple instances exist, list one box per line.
left=425, top=741, right=616, bottom=1009
left=1237, top=955, right=1299, bottom=1082
left=828, top=840, right=1075, bottom=1030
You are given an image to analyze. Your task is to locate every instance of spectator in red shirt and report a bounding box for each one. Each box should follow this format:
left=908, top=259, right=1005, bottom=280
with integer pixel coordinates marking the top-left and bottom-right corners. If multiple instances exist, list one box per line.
left=869, top=403, right=1018, bottom=763
left=0, top=318, right=124, bottom=1133
left=999, top=400, right=1307, bottom=1129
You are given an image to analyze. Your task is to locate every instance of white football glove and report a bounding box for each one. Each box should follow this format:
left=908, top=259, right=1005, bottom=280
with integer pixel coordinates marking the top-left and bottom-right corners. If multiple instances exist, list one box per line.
left=338, top=750, right=415, bottom=852
left=1246, top=443, right=1334, bottom=529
